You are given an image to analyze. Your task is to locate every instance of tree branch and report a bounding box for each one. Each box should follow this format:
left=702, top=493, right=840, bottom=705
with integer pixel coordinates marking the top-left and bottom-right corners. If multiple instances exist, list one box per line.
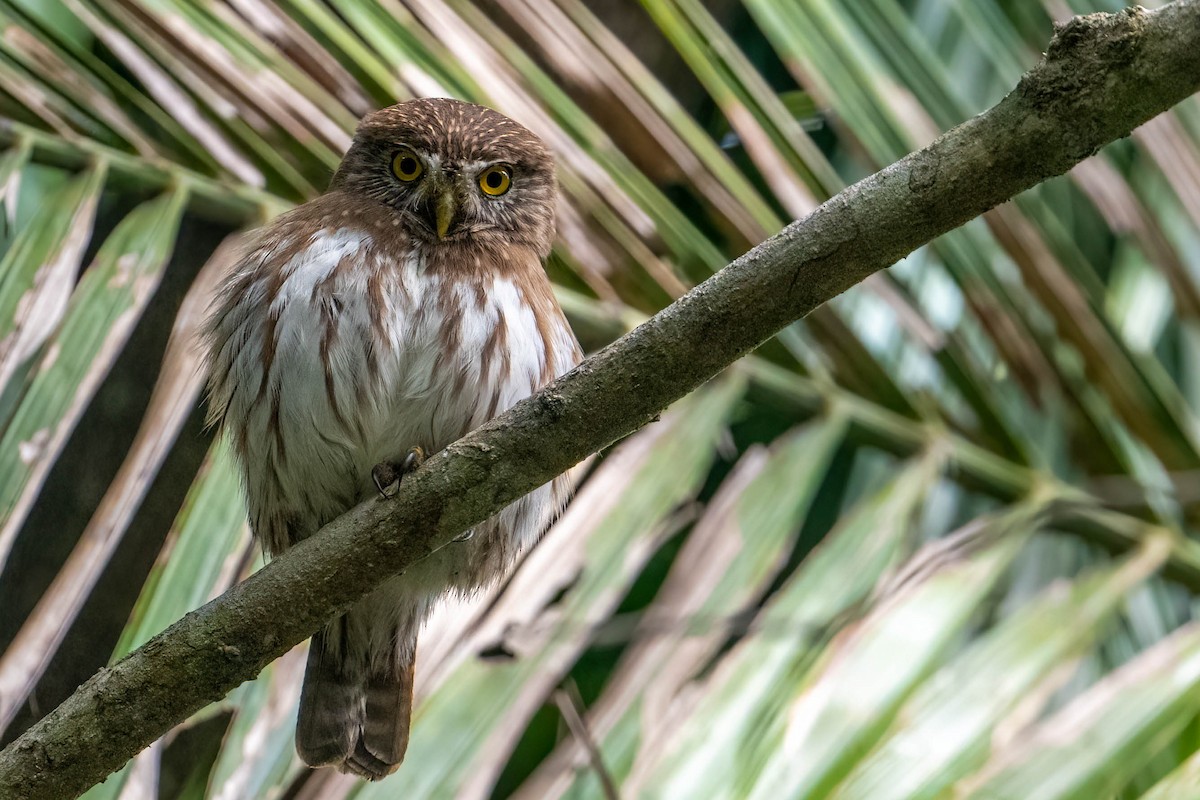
left=3, top=3, right=1199, bottom=797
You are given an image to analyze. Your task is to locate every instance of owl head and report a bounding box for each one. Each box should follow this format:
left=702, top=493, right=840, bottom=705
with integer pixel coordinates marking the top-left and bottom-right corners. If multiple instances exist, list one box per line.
left=330, top=98, right=557, bottom=257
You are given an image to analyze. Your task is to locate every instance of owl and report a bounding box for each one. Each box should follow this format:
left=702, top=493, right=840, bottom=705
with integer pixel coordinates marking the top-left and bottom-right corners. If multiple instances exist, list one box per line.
left=203, top=98, right=582, bottom=779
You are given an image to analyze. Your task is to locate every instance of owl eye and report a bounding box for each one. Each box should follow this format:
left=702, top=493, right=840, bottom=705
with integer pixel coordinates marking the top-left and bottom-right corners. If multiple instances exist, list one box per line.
left=391, top=149, right=423, bottom=182
left=478, top=165, right=512, bottom=197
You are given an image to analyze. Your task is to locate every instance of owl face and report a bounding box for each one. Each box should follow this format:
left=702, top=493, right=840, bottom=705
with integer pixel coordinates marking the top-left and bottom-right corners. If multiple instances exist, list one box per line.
left=330, top=98, right=557, bottom=256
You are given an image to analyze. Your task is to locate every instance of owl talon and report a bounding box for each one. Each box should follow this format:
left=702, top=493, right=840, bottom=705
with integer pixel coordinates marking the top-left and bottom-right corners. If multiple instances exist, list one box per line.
left=372, top=446, right=428, bottom=499
left=403, top=445, right=427, bottom=473
left=372, top=463, right=400, bottom=498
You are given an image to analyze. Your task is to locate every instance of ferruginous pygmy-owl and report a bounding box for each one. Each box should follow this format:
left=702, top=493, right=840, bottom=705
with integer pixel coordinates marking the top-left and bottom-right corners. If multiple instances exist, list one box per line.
left=203, top=98, right=582, bottom=779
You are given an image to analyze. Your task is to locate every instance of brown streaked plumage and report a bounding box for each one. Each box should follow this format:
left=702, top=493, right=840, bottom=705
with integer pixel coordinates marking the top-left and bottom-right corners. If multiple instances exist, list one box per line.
left=203, top=98, right=582, bottom=780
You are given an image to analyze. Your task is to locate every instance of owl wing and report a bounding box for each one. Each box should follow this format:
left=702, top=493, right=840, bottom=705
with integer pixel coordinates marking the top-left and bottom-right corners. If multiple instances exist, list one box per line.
left=203, top=204, right=383, bottom=555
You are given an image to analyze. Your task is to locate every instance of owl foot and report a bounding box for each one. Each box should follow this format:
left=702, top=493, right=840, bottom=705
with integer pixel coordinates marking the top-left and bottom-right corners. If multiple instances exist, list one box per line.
left=372, top=446, right=427, bottom=499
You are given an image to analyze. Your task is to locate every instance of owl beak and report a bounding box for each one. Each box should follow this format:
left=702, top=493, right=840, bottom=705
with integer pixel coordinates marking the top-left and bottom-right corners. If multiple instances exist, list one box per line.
left=435, top=188, right=456, bottom=240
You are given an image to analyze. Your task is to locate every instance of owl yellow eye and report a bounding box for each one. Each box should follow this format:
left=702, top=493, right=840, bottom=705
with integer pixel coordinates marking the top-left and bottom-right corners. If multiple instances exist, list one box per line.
left=391, top=149, right=423, bottom=182
left=478, top=166, right=512, bottom=197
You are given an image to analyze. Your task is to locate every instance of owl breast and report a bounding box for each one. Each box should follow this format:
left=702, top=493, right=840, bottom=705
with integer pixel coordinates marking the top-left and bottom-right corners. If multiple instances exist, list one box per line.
left=208, top=224, right=580, bottom=559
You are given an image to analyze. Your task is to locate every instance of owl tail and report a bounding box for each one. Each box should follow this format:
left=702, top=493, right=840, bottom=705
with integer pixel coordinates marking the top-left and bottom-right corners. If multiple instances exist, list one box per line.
left=296, top=623, right=416, bottom=780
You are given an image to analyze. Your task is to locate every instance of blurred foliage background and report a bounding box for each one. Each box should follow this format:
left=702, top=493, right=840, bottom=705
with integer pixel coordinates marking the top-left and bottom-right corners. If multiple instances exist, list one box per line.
left=1, top=0, right=1200, bottom=798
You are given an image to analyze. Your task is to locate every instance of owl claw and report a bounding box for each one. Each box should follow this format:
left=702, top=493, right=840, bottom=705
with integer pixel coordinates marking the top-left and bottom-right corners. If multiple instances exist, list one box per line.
left=372, top=446, right=427, bottom=499
left=403, top=445, right=427, bottom=473
left=371, top=464, right=400, bottom=498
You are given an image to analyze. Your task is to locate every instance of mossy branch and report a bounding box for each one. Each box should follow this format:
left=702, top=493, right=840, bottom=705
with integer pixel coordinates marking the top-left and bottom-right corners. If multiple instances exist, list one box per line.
left=2, top=3, right=1199, bottom=798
